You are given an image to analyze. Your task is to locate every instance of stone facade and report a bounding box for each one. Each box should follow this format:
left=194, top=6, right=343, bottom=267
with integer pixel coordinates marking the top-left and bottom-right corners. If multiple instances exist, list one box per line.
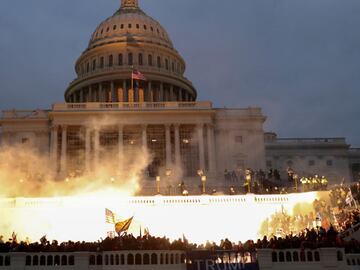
left=265, top=132, right=357, bottom=183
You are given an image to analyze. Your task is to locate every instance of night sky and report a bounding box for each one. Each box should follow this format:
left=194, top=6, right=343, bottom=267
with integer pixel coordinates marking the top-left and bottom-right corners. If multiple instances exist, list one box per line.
left=0, top=0, right=359, bottom=146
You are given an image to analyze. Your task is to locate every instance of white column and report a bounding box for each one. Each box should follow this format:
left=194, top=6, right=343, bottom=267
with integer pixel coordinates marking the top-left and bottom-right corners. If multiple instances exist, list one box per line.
left=174, top=124, right=181, bottom=166
left=179, top=89, right=183, bottom=101
left=170, top=85, right=174, bottom=101
left=80, top=89, right=84, bottom=103
left=60, top=125, right=67, bottom=175
left=118, top=125, right=124, bottom=168
left=123, top=80, right=127, bottom=102
left=207, top=124, right=216, bottom=174
left=142, top=125, right=147, bottom=151
left=94, top=129, right=100, bottom=167
left=147, top=81, right=152, bottom=102
left=99, top=83, right=103, bottom=102
left=111, top=81, right=115, bottom=102
left=197, top=124, right=205, bottom=171
left=51, top=125, right=59, bottom=172
left=89, top=85, right=92, bottom=102
left=159, top=83, right=164, bottom=101
left=165, top=124, right=171, bottom=168
left=85, top=128, right=91, bottom=172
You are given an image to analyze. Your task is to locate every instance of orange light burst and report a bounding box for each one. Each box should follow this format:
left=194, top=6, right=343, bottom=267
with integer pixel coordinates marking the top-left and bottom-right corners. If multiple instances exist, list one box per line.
left=0, top=192, right=322, bottom=244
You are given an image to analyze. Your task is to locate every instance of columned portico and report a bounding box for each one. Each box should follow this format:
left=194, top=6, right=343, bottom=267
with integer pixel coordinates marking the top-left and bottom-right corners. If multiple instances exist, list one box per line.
left=197, top=124, right=205, bottom=171
left=165, top=124, right=171, bottom=168
left=51, top=125, right=59, bottom=171
left=174, top=124, right=181, bottom=167
left=85, top=128, right=91, bottom=172
left=207, top=124, right=216, bottom=175
left=142, top=125, right=147, bottom=151
left=60, top=125, right=67, bottom=175
left=94, top=129, right=100, bottom=167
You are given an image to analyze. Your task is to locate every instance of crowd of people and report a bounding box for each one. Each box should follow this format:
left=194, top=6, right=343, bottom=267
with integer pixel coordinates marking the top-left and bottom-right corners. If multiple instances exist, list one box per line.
left=1, top=223, right=359, bottom=255
left=0, top=234, right=193, bottom=253
left=222, top=167, right=331, bottom=195
left=1, top=182, right=360, bottom=255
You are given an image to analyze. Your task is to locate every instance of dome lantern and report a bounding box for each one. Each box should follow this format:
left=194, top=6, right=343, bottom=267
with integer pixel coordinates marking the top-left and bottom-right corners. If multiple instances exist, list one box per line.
left=121, top=0, right=139, bottom=9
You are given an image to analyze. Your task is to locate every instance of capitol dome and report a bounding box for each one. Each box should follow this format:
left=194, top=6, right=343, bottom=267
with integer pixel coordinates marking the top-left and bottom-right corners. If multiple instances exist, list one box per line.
left=65, top=0, right=197, bottom=104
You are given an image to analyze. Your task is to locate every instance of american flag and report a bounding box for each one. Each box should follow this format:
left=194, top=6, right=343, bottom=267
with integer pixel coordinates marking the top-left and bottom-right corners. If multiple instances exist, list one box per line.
left=132, top=70, right=146, bottom=81
left=105, top=208, right=115, bottom=224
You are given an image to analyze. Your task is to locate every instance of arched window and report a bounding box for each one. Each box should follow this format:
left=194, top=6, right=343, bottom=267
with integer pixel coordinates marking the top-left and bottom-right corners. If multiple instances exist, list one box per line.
left=33, top=255, right=39, bottom=266
left=148, top=54, right=153, bottom=66
left=40, top=255, right=46, bottom=266
left=110, top=254, right=114, bottom=265
left=300, top=251, right=306, bottom=261
left=135, top=253, right=141, bottom=265
left=181, top=254, right=186, bottom=264
left=92, top=59, right=96, bottom=71
left=105, top=255, right=109, bottom=265
left=25, top=256, right=31, bottom=266
left=109, top=55, right=113, bottom=67
left=89, top=255, right=95, bottom=265
left=100, top=57, right=104, bottom=68
left=151, top=253, right=157, bottom=265
left=115, top=254, right=120, bottom=265
left=139, top=53, right=143, bottom=65
left=96, top=255, right=102, bottom=265
left=61, top=255, right=67, bottom=266
left=4, top=256, right=10, bottom=266
left=307, top=251, right=313, bottom=262
left=86, top=62, right=90, bottom=73
left=279, top=252, right=285, bottom=262
left=118, top=54, right=123, bottom=66
left=143, top=253, right=150, bottom=265
left=157, top=56, right=161, bottom=68
left=160, top=254, right=164, bottom=264
left=293, top=252, right=299, bottom=262
left=170, top=254, right=174, bottom=264
left=121, top=254, right=125, bottom=265
left=128, top=53, right=133, bottom=66
left=314, top=251, right=320, bottom=262
left=165, top=254, right=169, bottom=264
left=127, top=254, right=134, bottom=265
left=285, top=252, right=291, bottom=262
left=69, top=256, right=74, bottom=266
left=271, top=252, right=278, bottom=262
left=165, top=59, right=169, bottom=70
left=175, top=254, right=179, bottom=264
left=172, top=62, right=175, bottom=72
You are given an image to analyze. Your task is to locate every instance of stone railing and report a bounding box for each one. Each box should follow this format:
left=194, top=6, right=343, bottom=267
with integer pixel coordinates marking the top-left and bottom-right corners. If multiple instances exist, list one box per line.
left=0, top=250, right=185, bottom=270
left=52, top=102, right=212, bottom=111
left=257, top=248, right=348, bottom=270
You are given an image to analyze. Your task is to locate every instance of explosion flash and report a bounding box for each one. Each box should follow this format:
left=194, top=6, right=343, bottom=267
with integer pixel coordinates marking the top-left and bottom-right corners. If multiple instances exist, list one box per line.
left=0, top=192, right=322, bottom=245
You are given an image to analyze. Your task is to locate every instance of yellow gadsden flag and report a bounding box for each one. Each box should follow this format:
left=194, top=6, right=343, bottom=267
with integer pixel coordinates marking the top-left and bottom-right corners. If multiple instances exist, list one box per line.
left=115, top=216, right=134, bottom=235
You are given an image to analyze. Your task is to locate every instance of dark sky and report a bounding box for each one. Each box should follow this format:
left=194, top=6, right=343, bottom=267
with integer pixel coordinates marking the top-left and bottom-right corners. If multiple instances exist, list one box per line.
left=0, top=0, right=359, bottom=146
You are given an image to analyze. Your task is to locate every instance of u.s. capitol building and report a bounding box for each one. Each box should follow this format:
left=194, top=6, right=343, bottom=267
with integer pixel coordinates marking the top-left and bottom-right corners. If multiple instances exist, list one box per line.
left=0, top=0, right=359, bottom=189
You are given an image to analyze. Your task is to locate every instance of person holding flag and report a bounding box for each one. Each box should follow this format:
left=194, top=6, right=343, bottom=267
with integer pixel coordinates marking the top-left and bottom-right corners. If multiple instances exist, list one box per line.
left=346, top=188, right=358, bottom=208
left=115, top=216, right=134, bottom=236
left=105, top=208, right=116, bottom=224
